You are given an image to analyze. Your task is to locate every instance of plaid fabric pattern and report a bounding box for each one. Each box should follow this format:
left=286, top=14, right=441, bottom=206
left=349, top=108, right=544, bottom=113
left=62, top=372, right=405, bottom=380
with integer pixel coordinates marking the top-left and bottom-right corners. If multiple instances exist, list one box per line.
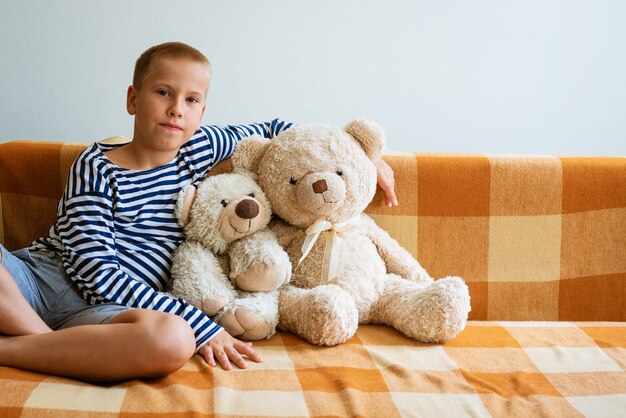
left=367, top=152, right=626, bottom=322
left=1, top=140, right=625, bottom=416
left=1, top=323, right=624, bottom=417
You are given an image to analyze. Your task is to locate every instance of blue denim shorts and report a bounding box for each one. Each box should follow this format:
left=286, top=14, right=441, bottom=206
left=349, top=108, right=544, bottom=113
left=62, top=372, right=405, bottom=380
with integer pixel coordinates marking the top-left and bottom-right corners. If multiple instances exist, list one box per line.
left=0, top=244, right=131, bottom=330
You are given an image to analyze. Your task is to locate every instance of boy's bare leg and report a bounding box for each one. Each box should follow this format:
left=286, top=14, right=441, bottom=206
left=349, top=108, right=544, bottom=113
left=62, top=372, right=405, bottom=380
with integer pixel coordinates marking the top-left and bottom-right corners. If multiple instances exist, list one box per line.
left=0, top=309, right=196, bottom=382
left=1, top=260, right=195, bottom=382
left=0, top=264, right=51, bottom=335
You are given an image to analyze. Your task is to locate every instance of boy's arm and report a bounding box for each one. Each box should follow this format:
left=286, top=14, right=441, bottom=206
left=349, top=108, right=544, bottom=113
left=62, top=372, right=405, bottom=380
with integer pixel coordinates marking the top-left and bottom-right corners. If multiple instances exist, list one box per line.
left=375, top=158, right=398, bottom=207
left=191, top=119, right=294, bottom=171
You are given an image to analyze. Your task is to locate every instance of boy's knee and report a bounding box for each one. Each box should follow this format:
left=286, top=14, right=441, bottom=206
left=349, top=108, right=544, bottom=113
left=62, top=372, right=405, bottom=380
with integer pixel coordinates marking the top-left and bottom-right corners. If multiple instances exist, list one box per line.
left=151, top=314, right=195, bottom=371
left=125, top=311, right=196, bottom=376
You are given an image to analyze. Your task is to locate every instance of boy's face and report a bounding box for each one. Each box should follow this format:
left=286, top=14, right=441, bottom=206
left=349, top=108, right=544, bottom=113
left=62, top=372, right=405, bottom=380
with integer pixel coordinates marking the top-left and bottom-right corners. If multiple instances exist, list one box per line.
left=127, top=57, right=209, bottom=154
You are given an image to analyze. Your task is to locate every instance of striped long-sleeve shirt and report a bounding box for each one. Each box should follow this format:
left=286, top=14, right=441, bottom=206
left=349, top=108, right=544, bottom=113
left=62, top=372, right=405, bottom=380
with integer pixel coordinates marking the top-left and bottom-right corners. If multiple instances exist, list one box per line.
left=29, top=119, right=293, bottom=350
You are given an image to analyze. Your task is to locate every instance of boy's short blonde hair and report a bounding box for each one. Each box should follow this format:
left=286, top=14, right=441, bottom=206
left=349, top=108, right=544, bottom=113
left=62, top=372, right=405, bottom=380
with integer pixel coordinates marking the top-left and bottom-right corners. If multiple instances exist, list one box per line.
left=133, top=42, right=211, bottom=89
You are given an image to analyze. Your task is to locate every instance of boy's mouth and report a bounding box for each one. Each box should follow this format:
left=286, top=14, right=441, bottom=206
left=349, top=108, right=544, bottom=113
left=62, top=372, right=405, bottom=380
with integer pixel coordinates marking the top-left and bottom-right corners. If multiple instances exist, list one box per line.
left=161, top=123, right=183, bottom=131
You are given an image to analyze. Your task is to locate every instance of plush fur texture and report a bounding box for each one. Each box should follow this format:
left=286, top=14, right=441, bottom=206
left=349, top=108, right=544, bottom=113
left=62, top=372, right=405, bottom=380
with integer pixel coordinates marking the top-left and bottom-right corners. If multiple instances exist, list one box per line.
left=169, top=173, right=291, bottom=340
left=232, top=120, right=471, bottom=346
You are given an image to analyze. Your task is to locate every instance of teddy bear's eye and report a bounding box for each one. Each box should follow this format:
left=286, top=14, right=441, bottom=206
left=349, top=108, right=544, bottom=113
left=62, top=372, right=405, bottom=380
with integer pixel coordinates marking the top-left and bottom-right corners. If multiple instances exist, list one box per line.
left=220, top=199, right=228, bottom=207
left=289, top=177, right=297, bottom=185
left=248, top=193, right=255, bottom=198
left=336, top=170, right=343, bottom=176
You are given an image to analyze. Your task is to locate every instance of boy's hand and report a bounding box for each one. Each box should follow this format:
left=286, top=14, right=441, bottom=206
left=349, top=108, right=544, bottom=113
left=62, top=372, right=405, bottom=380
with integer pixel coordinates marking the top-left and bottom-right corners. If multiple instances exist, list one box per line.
left=198, top=330, right=263, bottom=370
left=375, top=158, right=398, bottom=207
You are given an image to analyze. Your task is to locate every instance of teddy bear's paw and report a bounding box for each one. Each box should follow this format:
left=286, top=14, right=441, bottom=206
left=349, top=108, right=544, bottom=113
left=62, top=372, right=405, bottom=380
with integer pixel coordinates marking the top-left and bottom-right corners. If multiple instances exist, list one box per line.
left=234, top=262, right=290, bottom=292
left=200, top=296, right=230, bottom=317
left=219, top=309, right=272, bottom=341
left=406, top=277, right=471, bottom=343
left=279, top=285, right=359, bottom=346
left=374, top=275, right=470, bottom=343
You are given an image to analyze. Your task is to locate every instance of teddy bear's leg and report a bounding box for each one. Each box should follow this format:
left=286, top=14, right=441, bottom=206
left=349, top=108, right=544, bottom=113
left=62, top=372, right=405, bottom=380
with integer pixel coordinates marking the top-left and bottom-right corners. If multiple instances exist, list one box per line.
left=218, top=292, right=279, bottom=340
left=278, top=284, right=359, bottom=346
left=372, top=274, right=470, bottom=343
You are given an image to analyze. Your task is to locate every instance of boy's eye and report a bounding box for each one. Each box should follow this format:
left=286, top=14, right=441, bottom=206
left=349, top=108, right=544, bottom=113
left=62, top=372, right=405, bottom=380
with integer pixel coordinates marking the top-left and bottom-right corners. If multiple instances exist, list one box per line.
left=157, top=90, right=169, bottom=96
left=187, top=97, right=199, bottom=103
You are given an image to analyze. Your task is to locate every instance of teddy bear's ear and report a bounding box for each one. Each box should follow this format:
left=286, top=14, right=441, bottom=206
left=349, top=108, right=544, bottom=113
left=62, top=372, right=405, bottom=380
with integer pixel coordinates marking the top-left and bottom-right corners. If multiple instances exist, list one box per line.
left=231, top=136, right=270, bottom=175
left=345, top=119, right=386, bottom=161
left=175, top=184, right=197, bottom=227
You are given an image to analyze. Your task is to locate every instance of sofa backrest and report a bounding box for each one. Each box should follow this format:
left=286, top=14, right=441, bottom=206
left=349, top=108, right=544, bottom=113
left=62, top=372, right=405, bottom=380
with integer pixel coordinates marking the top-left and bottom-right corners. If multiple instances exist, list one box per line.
left=1, top=140, right=624, bottom=322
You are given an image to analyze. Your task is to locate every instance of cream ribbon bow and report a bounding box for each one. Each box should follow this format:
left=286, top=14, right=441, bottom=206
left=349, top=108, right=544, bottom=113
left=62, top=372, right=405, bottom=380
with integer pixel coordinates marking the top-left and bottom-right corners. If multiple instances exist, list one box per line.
left=296, top=216, right=361, bottom=283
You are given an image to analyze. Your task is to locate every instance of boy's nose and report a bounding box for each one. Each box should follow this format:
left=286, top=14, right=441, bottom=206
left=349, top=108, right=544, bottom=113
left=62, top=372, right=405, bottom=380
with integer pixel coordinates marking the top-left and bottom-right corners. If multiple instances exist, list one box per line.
left=168, top=101, right=184, bottom=118
left=168, top=107, right=183, bottom=118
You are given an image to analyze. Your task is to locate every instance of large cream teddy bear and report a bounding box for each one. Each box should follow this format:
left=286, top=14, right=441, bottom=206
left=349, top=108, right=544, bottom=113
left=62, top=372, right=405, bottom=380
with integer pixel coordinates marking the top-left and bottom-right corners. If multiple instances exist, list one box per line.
left=169, top=173, right=291, bottom=340
left=232, top=120, right=471, bottom=346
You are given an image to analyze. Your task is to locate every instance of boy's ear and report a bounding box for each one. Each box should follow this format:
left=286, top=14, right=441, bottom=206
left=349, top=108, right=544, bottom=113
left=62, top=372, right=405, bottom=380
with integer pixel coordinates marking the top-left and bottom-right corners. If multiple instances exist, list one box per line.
left=126, top=85, right=137, bottom=116
left=231, top=136, right=270, bottom=176
left=345, top=119, right=386, bottom=161
left=175, top=184, right=197, bottom=227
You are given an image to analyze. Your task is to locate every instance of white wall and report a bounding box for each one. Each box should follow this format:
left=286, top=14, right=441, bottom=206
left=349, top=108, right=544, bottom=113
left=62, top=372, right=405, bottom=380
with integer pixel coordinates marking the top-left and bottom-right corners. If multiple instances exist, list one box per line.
left=1, top=0, right=625, bottom=155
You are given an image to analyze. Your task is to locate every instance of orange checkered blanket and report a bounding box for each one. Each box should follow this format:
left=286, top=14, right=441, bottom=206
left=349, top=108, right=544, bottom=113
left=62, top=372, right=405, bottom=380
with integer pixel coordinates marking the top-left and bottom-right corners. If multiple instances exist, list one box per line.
left=1, top=140, right=625, bottom=416
left=1, top=323, right=624, bottom=417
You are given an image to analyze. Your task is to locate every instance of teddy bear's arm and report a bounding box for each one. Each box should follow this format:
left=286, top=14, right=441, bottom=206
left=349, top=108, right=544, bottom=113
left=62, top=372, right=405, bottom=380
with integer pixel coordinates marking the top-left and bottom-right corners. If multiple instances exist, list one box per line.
left=170, top=241, right=236, bottom=314
left=361, top=215, right=433, bottom=284
left=228, top=228, right=292, bottom=292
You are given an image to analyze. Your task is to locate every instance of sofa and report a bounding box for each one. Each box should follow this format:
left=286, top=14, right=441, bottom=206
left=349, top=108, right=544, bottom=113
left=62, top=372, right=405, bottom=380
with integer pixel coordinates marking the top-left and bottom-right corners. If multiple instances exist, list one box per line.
left=0, top=139, right=624, bottom=417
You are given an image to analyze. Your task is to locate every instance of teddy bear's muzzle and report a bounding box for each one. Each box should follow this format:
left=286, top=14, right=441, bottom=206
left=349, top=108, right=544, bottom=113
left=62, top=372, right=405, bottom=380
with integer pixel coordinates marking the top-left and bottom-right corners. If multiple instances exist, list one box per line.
left=296, top=172, right=346, bottom=216
left=217, top=197, right=267, bottom=242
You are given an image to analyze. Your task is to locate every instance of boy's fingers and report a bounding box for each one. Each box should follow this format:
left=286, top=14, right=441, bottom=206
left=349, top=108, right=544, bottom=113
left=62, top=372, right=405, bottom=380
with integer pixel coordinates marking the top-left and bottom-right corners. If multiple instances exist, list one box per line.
left=200, top=346, right=216, bottom=367
left=375, top=159, right=398, bottom=208
left=385, top=188, right=398, bottom=207
left=227, top=347, right=247, bottom=369
left=203, top=333, right=264, bottom=370
left=207, top=355, right=216, bottom=367
left=217, top=350, right=233, bottom=371
left=239, top=344, right=263, bottom=363
left=382, top=184, right=398, bottom=207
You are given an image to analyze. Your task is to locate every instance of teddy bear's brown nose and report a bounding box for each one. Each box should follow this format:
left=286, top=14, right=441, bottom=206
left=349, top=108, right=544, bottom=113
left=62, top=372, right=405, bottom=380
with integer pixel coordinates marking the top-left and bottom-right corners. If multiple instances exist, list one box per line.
left=312, top=179, right=328, bottom=194
left=235, top=199, right=259, bottom=219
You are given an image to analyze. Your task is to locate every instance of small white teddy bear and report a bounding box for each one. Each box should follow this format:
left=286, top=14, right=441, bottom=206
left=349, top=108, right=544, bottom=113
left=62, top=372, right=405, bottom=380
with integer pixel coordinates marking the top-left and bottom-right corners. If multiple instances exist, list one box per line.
left=169, top=173, right=291, bottom=340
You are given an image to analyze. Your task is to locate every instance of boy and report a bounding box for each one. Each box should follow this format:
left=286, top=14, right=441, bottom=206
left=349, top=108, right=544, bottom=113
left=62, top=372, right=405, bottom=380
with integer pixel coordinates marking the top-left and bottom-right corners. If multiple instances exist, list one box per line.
left=0, top=42, right=397, bottom=382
